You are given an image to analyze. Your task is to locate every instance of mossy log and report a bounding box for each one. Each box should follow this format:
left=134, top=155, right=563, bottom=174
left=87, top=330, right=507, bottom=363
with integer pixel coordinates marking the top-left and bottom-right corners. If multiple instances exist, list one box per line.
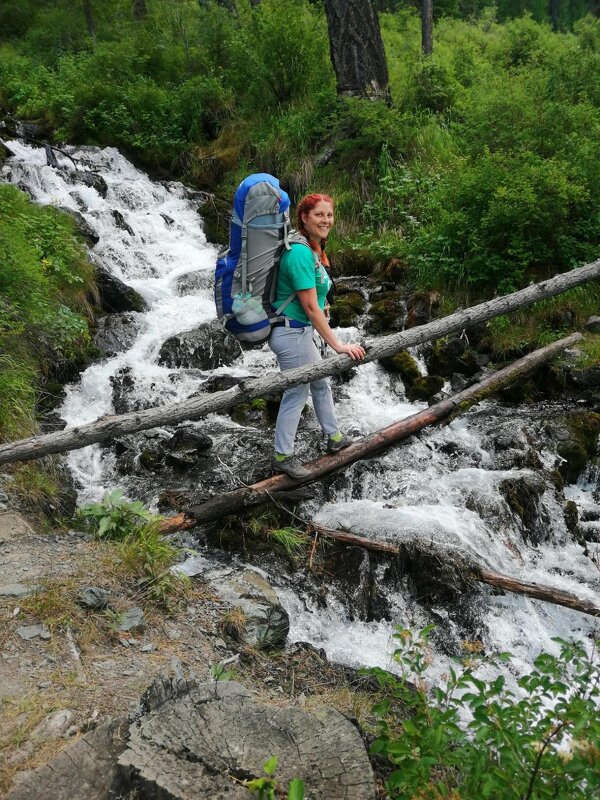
left=1, top=256, right=599, bottom=465
left=157, top=333, right=581, bottom=529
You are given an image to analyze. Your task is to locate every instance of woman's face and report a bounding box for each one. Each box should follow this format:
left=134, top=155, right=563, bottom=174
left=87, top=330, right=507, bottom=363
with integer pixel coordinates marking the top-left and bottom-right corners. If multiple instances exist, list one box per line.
left=302, top=200, right=334, bottom=242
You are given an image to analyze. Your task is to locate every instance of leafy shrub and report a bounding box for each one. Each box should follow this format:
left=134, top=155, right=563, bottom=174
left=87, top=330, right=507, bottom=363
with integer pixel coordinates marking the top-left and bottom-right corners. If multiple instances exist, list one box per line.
left=79, top=488, right=155, bottom=540
left=369, top=626, right=600, bottom=799
left=0, top=185, right=94, bottom=440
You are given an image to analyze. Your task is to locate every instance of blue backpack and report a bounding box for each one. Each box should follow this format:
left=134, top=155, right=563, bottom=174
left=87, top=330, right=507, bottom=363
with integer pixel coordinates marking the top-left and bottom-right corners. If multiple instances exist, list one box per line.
left=214, top=173, right=308, bottom=346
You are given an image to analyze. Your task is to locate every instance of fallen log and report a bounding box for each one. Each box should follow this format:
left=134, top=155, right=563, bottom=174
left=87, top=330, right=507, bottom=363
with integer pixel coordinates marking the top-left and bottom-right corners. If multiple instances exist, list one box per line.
left=0, top=257, right=598, bottom=465
left=156, top=333, right=581, bottom=528
left=306, top=526, right=600, bottom=619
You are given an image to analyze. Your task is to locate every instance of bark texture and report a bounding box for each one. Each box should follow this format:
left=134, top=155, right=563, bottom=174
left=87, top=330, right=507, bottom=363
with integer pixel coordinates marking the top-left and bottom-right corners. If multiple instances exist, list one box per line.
left=324, top=0, right=391, bottom=102
left=1, top=259, right=599, bottom=466
left=158, top=333, right=581, bottom=526
left=120, top=679, right=376, bottom=799
left=422, top=0, right=433, bottom=55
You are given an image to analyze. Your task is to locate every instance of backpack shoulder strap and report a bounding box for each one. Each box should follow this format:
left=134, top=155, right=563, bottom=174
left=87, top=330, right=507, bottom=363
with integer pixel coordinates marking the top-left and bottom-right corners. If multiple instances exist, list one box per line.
left=286, top=231, right=320, bottom=266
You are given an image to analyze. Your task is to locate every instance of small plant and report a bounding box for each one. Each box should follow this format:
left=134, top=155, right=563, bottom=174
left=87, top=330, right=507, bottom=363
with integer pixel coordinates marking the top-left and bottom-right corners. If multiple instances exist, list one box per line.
left=219, top=606, right=247, bottom=639
left=245, top=757, right=305, bottom=800
left=268, top=527, right=309, bottom=557
left=79, top=488, right=156, bottom=540
left=368, top=626, right=600, bottom=799
left=210, top=662, right=236, bottom=682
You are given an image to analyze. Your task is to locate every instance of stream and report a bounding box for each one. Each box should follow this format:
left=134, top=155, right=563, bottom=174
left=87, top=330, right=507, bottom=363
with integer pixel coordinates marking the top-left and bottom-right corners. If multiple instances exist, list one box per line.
left=3, top=140, right=600, bottom=687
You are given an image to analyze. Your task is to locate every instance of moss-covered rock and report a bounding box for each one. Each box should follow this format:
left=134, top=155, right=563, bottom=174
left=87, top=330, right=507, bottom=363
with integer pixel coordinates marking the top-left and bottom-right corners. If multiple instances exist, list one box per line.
left=329, top=291, right=366, bottom=328
left=425, top=337, right=480, bottom=377
left=330, top=248, right=376, bottom=278
left=545, top=412, right=600, bottom=483
left=406, top=375, right=445, bottom=402
left=379, top=350, right=422, bottom=386
left=365, top=292, right=407, bottom=334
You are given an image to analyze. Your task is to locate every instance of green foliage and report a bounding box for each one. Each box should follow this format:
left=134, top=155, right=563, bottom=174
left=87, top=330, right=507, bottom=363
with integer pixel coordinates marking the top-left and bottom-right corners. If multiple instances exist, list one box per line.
left=268, top=527, right=309, bottom=556
left=79, top=488, right=155, bottom=540
left=245, top=757, right=305, bottom=800
left=0, top=185, right=94, bottom=441
left=368, top=626, right=600, bottom=799
left=80, top=489, right=188, bottom=607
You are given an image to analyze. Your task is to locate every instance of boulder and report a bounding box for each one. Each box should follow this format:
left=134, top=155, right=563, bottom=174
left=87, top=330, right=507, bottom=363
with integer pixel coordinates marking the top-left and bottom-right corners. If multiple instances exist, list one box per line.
left=166, top=426, right=213, bottom=454
left=425, top=337, right=480, bottom=378
left=206, top=565, right=289, bottom=649
left=158, top=320, right=242, bottom=370
left=378, top=350, right=422, bottom=386
left=498, top=474, right=549, bottom=544
left=407, top=375, right=445, bottom=402
left=585, top=315, right=600, bottom=333
left=68, top=170, right=108, bottom=198
left=94, top=314, right=138, bottom=358
left=365, top=291, right=407, bottom=334
left=329, top=291, right=366, bottom=328
left=93, top=266, right=147, bottom=313
left=111, top=209, right=135, bottom=236
left=57, top=207, right=100, bottom=246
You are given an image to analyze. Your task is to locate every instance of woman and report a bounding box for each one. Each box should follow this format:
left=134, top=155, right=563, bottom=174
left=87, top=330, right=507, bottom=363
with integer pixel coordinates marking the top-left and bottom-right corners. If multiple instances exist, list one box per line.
left=269, top=193, right=365, bottom=479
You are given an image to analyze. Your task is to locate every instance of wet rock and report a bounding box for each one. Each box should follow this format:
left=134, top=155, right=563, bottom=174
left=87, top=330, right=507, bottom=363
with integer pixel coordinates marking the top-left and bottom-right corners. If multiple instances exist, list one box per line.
left=365, top=291, right=407, bottom=334
left=407, top=375, right=445, bottom=402
left=329, top=291, right=366, bottom=328
left=197, top=373, right=252, bottom=393
left=93, top=265, right=147, bottom=313
left=160, top=213, right=174, bottom=227
left=93, top=314, right=138, bottom=358
left=173, top=270, right=214, bottom=295
left=569, top=366, right=600, bottom=389
left=111, top=209, right=135, bottom=236
left=544, top=412, right=600, bottom=483
left=121, top=679, right=375, bottom=799
left=379, top=350, right=422, bottom=386
left=166, top=427, right=213, bottom=453
left=16, top=624, right=51, bottom=641
left=118, top=607, right=145, bottom=632
left=206, top=566, right=289, bottom=649
left=499, top=474, right=549, bottom=544
left=58, top=207, right=99, bottom=246
left=68, top=170, right=108, bottom=198
left=425, top=337, right=480, bottom=377
left=5, top=718, right=128, bottom=800
left=585, top=315, right=600, bottom=333
left=159, top=319, right=242, bottom=370
left=77, top=587, right=110, bottom=611
left=406, top=291, right=441, bottom=328
left=110, top=366, right=155, bottom=414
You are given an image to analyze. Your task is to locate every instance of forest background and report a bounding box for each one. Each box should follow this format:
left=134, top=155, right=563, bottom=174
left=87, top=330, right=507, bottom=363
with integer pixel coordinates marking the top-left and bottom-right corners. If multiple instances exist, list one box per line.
left=1, top=0, right=600, bottom=442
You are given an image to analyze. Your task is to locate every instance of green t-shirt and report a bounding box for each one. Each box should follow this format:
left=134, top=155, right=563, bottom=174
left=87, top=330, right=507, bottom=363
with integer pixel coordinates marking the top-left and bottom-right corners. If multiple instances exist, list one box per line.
left=274, top=243, right=331, bottom=324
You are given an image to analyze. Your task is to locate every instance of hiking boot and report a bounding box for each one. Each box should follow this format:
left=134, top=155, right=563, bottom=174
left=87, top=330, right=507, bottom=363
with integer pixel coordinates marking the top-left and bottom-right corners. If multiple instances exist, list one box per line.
left=326, top=433, right=355, bottom=453
left=272, top=455, right=311, bottom=480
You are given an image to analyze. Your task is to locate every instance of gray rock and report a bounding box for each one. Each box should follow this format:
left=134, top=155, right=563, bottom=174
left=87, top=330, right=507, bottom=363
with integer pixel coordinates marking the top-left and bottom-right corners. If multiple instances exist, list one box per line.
left=67, top=170, right=108, bottom=198
left=166, top=427, right=213, bottom=453
left=118, top=607, right=145, bottom=632
left=585, top=315, right=600, bottom=333
left=158, top=319, right=242, bottom=370
left=16, top=624, right=51, bottom=641
left=77, top=587, right=110, bottom=611
left=0, top=583, right=40, bottom=598
left=119, top=679, right=376, bottom=799
left=207, top=566, right=289, bottom=649
left=30, top=709, right=74, bottom=743
left=93, top=313, right=138, bottom=358
left=57, top=207, right=99, bottom=246
left=111, top=209, right=135, bottom=237
left=93, top=265, right=147, bottom=313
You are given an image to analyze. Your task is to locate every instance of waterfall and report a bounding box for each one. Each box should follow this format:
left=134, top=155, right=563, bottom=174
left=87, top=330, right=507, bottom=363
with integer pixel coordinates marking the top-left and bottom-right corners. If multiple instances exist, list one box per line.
left=3, top=141, right=599, bottom=686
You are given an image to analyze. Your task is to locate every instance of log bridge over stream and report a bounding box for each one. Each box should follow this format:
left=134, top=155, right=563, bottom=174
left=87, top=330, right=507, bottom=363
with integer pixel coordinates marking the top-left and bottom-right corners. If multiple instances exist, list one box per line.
left=3, top=258, right=600, bottom=619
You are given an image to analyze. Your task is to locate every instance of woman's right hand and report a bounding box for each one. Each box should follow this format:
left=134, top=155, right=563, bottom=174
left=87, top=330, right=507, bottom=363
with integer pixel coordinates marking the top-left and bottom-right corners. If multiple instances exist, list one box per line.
left=334, top=342, right=366, bottom=361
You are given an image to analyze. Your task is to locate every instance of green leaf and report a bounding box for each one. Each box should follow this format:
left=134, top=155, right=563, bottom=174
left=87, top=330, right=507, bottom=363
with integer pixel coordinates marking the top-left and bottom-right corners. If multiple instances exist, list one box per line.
left=286, top=778, right=305, bottom=800
left=263, top=756, right=278, bottom=777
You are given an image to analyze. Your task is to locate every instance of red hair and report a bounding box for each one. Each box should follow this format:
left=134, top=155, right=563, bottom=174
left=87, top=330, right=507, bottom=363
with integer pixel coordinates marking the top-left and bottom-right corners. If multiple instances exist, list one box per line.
left=296, top=193, right=334, bottom=267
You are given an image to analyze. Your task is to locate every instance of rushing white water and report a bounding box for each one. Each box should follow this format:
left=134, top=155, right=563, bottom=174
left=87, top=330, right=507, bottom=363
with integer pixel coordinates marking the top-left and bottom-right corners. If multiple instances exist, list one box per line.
left=4, top=142, right=599, bottom=685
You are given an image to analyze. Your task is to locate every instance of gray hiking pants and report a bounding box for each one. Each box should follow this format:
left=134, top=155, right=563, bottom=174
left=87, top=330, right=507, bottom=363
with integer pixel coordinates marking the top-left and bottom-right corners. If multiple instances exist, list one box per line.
left=268, top=325, right=339, bottom=455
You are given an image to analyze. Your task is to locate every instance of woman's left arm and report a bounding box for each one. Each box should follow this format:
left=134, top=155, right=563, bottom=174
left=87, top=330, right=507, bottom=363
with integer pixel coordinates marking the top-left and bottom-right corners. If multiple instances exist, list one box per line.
left=296, top=288, right=365, bottom=361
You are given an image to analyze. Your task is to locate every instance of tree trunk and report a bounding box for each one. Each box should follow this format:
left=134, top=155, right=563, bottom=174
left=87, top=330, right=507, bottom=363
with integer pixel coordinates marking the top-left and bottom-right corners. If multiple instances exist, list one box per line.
left=133, top=0, right=147, bottom=21
left=422, top=0, right=433, bottom=55
left=550, top=0, right=559, bottom=31
left=323, top=0, right=391, bottom=103
left=154, top=333, right=581, bottom=527
left=82, top=0, right=96, bottom=38
left=1, top=257, right=599, bottom=466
